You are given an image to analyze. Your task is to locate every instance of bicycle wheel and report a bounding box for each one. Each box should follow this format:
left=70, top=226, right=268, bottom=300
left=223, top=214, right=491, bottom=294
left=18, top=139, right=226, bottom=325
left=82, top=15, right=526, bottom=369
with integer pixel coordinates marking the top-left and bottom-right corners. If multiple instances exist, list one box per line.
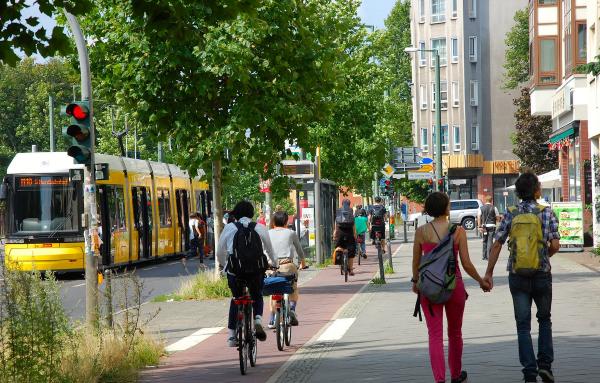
left=284, top=297, right=292, bottom=346
left=275, top=308, right=284, bottom=351
left=247, top=306, right=257, bottom=367
left=343, top=254, right=348, bottom=282
left=238, top=310, right=248, bottom=375
left=357, top=247, right=361, bottom=265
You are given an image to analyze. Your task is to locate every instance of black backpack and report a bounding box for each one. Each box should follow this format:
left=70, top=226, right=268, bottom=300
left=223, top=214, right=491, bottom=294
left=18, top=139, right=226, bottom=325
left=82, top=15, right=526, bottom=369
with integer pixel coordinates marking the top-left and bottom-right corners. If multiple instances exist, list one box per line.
left=336, top=208, right=354, bottom=226
left=371, top=205, right=386, bottom=226
left=228, top=222, right=268, bottom=275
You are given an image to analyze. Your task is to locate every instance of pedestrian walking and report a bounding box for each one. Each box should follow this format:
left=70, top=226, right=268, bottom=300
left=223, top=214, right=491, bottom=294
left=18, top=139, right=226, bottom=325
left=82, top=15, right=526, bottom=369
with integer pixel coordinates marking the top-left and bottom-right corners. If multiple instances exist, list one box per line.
left=412, top=192, right=490, bottom=383
left=477, top=195, right=500, bottom=260
left=484, top=172, right=560, bottom=383
left=188, top=212, right=203, bottom=262
left=257, top=210, right=267, bottom=226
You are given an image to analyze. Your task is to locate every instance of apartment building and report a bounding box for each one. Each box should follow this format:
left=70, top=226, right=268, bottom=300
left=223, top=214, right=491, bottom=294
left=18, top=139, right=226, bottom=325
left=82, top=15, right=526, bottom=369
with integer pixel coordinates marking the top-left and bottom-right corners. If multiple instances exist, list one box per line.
left=586, top=0, right=600, bottom=244
left=409, top=0, right=523, bottom=211
left=529, top=0, right=592, bottom=242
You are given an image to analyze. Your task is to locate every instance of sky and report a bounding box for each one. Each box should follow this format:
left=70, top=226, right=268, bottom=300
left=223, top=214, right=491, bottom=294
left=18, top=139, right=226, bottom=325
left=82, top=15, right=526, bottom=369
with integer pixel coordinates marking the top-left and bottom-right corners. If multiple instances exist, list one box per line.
left=358, top=0, right=397, bottom=30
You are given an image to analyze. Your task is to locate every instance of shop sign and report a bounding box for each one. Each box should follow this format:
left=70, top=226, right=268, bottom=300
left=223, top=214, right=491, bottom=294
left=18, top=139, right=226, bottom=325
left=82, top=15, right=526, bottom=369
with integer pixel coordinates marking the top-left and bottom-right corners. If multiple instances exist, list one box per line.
left=552, top=87, right=572, bottom=119
left=551, top=202, right=584, bottom=247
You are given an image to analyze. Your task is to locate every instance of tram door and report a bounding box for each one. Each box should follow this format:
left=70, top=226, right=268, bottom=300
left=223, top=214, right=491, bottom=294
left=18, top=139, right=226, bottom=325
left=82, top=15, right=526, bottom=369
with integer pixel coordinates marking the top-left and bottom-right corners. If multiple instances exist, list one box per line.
left=175, top=189, right=190, bottom=253
left=97, top=186, right=112, bottom=266
left=132, top=187, right=153, bottom=259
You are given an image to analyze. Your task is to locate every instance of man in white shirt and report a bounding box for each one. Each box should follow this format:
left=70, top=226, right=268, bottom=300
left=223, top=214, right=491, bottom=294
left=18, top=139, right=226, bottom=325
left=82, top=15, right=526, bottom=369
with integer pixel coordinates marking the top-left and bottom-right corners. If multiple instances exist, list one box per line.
left=216, top=201, right=276, bottom=347
left=188, top=212, right=202, bottom=261
left=477, top=195, right=500, bottom=260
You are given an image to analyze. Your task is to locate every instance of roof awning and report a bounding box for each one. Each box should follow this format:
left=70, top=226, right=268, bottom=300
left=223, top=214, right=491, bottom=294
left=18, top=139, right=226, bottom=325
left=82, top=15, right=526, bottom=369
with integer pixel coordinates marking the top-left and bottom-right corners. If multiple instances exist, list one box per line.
left=507, top=169, right=561, bottom=190
left=548, top=121, right=579, bottom=144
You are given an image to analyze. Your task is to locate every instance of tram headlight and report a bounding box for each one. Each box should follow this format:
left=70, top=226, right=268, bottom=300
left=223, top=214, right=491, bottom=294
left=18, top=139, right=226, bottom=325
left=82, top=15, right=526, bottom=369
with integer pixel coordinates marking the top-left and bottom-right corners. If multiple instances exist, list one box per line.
left=5, top=238, right=25, bottom=244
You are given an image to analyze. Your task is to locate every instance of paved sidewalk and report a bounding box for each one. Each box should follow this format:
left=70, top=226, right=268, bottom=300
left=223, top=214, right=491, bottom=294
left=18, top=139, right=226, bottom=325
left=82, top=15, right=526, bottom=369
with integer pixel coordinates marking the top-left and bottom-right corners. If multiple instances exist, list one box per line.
left=272, top=237, right=600, bottom=383
left=140, top=242, right=403, bottom=382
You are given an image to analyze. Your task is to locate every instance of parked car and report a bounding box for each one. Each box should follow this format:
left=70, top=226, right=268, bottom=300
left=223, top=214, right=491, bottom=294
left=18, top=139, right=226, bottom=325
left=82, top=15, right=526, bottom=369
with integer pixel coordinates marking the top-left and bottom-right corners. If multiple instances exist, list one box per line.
left=449, top=199, right=482, bottom=230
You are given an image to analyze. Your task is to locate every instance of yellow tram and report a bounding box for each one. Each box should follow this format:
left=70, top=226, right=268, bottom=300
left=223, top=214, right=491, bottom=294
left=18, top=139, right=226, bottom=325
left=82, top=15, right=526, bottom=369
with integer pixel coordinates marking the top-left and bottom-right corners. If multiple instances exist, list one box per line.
left=2, top=152, right=210, bottom=271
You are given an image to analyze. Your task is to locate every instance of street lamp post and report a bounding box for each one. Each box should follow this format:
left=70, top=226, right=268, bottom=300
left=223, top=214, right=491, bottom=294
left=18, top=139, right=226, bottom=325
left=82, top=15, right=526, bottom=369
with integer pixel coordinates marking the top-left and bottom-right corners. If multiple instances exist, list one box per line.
left=404, top=47, right=442, bottom=192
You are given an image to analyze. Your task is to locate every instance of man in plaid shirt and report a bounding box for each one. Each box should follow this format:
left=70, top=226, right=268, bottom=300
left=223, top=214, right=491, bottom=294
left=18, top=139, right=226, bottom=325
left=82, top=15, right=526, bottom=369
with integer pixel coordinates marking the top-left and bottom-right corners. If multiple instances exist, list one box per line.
left=484, top=172, right=560, bottom=383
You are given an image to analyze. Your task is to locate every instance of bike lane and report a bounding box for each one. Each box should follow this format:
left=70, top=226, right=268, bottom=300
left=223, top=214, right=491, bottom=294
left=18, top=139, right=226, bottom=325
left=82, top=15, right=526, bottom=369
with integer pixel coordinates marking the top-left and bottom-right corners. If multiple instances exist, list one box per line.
left=140, top=242, right=402, bottom=383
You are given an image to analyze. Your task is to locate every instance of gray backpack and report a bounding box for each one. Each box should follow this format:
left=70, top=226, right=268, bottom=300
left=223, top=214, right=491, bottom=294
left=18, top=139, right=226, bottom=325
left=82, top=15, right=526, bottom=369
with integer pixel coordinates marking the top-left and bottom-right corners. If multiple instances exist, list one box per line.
left=413, top=224, right=458, bottom=321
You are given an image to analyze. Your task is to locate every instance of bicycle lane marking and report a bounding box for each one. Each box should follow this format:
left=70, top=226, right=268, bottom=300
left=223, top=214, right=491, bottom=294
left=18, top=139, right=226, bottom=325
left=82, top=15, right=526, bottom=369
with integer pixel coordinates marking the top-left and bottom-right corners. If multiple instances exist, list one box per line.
left=139, top=243, right=402, bottom=383
left=165, top=327, right=225, bottom=353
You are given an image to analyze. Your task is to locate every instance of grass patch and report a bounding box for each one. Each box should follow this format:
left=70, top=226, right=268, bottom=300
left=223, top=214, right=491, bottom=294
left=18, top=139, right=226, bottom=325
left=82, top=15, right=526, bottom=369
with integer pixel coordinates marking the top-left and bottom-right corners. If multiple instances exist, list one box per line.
left=151, top=294, right=183, bottom=303
left=175, top=271, right=230, bottom=300
left=384, top=260, right=394, bottom=275
left=371, top=277, right=386, bottom=285
left=315, top=257, right=334, bottom=269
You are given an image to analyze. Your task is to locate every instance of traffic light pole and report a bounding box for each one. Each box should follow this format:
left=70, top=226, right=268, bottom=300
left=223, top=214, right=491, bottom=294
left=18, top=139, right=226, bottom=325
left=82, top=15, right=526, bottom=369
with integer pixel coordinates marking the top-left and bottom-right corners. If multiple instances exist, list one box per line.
left=64, top=11, right=99, bottom=328
left=434, top=50, right=442, bottom=192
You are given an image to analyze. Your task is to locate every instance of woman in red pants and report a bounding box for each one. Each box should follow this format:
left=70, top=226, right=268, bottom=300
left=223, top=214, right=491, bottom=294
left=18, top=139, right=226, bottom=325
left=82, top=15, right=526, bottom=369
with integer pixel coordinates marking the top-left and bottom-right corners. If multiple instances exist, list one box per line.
left=412, top=192, right=490, bottom=383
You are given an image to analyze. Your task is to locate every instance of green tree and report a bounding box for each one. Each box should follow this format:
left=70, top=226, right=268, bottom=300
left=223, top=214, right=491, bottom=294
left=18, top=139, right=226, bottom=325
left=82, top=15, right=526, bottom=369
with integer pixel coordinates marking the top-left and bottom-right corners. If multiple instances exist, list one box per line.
left=78, top=0, right=353, bottom=179
left=0, top=58, right=79, bottom=174
left=314, top=0, right=413, bottom=195
left=503, top=8, right=529, bottom=90
left=512, top=88, right=557, bottom=174
left=1, top=1, right=92, bottom=65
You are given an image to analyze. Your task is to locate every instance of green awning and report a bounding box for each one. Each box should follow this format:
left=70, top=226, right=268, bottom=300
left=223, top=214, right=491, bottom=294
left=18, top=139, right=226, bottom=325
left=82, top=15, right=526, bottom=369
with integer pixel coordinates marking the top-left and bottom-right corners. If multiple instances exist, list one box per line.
left=548, top=122, right=578, bottom=144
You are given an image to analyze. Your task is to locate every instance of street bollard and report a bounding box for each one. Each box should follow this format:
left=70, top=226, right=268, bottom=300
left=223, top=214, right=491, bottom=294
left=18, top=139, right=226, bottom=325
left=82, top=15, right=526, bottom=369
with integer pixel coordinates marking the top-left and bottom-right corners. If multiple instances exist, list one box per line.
left=387, top=241, right=394, bottom=273
left=403, top=220, right=408, bottom=243
left=377, top=244, right=386, bottom=283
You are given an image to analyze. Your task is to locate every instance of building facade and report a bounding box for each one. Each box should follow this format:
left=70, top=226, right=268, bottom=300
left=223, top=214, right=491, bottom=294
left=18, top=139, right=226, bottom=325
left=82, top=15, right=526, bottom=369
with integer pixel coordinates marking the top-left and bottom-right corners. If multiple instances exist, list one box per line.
left=529, top=0, right=593, bottom=243
left=409, top=0, right=523, bottom=212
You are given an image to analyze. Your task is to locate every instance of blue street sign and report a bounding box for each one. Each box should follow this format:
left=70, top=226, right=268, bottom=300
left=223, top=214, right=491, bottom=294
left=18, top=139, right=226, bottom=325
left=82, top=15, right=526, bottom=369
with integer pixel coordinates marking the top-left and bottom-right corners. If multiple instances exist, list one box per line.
left=379, top=178, right=387, bottom=186
left=420, top=157, right=434, bottom=165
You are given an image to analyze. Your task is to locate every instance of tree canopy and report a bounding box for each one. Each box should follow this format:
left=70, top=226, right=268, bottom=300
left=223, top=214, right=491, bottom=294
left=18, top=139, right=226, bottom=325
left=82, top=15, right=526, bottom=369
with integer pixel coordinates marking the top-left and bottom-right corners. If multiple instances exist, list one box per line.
left=503, top=8, right=529, bottom=90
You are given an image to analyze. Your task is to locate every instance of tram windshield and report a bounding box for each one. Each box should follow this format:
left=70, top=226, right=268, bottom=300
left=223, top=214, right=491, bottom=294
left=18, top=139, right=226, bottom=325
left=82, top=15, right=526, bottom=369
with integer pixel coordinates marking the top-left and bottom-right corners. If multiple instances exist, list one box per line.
left=12, top=176, right=80, bottom=235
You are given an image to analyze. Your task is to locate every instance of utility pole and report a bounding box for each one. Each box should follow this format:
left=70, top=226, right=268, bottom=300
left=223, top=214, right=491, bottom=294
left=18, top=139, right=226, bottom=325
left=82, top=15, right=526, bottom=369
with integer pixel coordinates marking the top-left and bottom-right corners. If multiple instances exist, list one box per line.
left=64, top=11, right=99, bottom=327
left=314, top=147, right=322, bottom=265
left=212, top=159, right=224, bottom=276
left=49, top=95, right=55, bottom=152
left=265, top=190, right=272, bottom=228
left=434, top=50, right=442, bottom=191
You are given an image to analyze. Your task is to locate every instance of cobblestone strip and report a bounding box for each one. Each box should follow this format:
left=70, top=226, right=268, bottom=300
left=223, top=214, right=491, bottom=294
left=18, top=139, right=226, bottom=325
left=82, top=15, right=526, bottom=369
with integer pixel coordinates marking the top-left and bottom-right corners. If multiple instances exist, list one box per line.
left=267, top=245, right=404, bottom=383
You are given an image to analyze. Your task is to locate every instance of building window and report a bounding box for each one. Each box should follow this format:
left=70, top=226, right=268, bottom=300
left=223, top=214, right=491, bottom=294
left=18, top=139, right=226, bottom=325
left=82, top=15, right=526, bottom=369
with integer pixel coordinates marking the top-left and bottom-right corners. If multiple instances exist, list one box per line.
left=540, top=38, right=558, bottom=83
left=431, top=38, right=447, bottom=66
left=469, top=0, right=477, bottom=18
left=421, top=127, right=429, bottom=152
left=576, top=22, right=587, bottom=63
left=451, top=38, right=459, bottom=63
left=470, top=80, right=478, bottom=106
left=453, top=125, right=461, bottom=151
left=431, top=0, right=446, bottom=23
left=441, top=125, right=449, bottom=152
left=451, top=0, right=458, bottom=18
left=452, top=81, right=459, bottom=107
left=419, top=0, right=425, bottom=23
left=420, top=84, right=427, bottom=109
left=419, top=41, right=426, bottom=66
left=432, top=81, right=448, bottom=110
left=471, top=125, right=479, bottom=151
left=469, top=36, right=478, bottom=62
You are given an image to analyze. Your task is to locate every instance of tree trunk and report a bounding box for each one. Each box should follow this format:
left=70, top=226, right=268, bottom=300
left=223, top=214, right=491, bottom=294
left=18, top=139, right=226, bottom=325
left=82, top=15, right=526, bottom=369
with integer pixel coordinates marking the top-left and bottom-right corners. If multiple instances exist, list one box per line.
left=212, top=159, right=224, bottom=275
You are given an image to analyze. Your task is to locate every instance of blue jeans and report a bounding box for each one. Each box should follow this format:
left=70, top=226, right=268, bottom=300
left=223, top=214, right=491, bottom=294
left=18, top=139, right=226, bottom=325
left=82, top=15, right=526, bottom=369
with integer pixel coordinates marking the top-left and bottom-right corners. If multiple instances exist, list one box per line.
left=357, top=233, right=366, bottom=255
left=508, top=272, right=554, bottom=379
left=227, top=273, right=264, bottom=330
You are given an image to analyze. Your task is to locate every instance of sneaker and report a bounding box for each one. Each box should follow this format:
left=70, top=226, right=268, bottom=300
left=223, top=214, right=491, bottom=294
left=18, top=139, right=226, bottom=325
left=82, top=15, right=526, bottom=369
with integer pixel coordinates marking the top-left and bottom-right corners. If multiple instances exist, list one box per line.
left=255, top=317, right=267, bottom=341
left=362, top=253, right=367, bottom=259
left=451, top=371, right=467, bottom=383
left=289, top=310, right=299, bottom=326
left=227, top=336, right=237, bottom=347
left=538, top=368, right=554, bottom=383
left=267, top=320, right=275, bottom=329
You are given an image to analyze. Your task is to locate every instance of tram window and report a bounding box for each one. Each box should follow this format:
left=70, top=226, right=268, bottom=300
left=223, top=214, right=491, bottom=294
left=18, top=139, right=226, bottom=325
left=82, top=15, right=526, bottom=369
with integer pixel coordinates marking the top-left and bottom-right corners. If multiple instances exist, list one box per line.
left=108, top=186, right=127, bottom=232
left=158, top=188, right=172, bottom=227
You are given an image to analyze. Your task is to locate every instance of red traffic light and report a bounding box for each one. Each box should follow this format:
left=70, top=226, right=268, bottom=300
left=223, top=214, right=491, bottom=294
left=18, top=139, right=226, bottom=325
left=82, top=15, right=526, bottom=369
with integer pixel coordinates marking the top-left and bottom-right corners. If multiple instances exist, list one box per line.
left=385, top=180, right=391, bottom=186
left=65, top=103, right=89, bottom=121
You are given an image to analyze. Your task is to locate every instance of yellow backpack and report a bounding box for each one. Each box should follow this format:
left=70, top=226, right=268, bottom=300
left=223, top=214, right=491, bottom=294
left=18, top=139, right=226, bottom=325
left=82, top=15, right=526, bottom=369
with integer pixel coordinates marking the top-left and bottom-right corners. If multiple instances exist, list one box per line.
left=508, top=204, right=545, bottom=276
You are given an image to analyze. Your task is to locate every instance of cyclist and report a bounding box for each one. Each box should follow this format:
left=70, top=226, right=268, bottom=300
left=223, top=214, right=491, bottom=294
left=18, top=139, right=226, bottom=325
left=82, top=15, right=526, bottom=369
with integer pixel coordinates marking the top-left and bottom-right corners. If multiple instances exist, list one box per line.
left=334, top=199, right=357, bottom=275
left=267, top=210, right=304, bottom=328
left=216, top=201, right=277, bottom=348
left=369, top=196, right=387, bottom=251
left=354, top=208, right=369, bottom=259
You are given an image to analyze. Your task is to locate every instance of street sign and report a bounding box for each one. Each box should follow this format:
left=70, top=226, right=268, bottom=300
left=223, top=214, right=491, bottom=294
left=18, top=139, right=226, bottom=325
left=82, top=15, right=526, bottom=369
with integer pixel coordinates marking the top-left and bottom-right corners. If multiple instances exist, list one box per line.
left=392, top=162, right=422, bottom=171
left=392, top=173, right=406, bottom=179
left=416, top=164, right=434, bottom=172
left=420, top=157, right=434, bottom=165
left=381, top=163, right=394, bottom=178
left=393, top=147, right=422, bottom=165
left=408, top=172, right=434, bottom=180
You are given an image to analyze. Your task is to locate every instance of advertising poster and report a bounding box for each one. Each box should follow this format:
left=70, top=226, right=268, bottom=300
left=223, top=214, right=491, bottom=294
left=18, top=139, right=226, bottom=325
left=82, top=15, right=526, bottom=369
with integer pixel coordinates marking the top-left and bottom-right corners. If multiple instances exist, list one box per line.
left=551, top=202, right=584, bottom=247
left=301, top=208, right=315, bottom=246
